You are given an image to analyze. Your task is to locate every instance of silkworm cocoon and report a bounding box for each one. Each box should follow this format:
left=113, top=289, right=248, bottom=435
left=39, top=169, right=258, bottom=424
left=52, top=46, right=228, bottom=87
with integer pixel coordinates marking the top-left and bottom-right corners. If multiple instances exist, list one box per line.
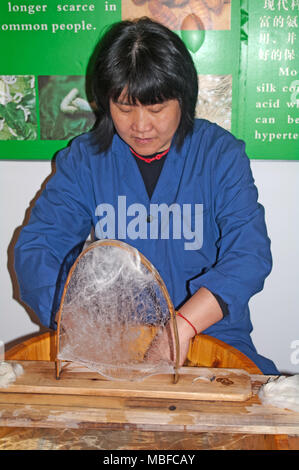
left=188, top=0, right=212, bottom=29
left=131, top=0, right=147, bottom=4
left=148, top=0, right=181, bottom=30
left=160, top=0, right=189, bottom=6
left=181, top=13, right=203, bottom=30
left=202, top=0, right=224, bottom=15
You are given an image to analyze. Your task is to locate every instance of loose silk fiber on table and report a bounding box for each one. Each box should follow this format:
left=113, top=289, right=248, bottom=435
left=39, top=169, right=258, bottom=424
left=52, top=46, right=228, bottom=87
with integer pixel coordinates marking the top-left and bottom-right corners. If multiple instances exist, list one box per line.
left=56, top=240, right=179, bottom=381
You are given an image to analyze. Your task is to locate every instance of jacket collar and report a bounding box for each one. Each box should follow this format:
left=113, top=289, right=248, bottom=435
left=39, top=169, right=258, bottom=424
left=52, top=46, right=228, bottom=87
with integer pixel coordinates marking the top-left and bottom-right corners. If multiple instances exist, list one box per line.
left=111, top=133, right=190, bottom=205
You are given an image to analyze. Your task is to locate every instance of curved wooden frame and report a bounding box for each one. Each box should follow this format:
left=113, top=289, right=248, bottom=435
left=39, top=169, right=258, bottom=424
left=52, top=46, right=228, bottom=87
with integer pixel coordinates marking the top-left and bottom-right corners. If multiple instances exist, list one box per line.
left=55, top=240, right=180, bottom=383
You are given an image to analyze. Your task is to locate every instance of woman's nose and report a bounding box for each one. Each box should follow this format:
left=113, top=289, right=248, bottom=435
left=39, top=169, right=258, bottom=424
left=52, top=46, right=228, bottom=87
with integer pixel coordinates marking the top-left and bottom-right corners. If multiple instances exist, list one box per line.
left=131, top=107, right=153, bottom=133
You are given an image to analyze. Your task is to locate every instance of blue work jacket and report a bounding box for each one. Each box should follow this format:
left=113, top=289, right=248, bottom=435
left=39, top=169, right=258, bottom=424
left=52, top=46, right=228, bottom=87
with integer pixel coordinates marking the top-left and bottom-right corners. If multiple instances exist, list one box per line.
left=14, top=119, right=279, bottom=374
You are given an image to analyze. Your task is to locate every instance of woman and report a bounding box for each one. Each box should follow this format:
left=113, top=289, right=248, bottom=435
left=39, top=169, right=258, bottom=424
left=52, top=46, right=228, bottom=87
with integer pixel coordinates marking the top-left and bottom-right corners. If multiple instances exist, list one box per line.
left=14, top=18, right=279, bottom=374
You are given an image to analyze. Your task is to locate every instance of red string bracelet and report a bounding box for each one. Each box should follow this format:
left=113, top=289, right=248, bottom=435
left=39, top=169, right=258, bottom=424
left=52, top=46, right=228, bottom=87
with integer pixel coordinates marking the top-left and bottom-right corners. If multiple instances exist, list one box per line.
left=176, top=311, right=198, bottom=336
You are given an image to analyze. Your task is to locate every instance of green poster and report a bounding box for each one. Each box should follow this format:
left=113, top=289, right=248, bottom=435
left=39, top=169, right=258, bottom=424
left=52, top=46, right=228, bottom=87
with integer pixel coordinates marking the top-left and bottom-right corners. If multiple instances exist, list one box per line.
left=237, top=0, right=299, bottom=160
left=0, top=0, right=120, bottom=159
left=3, top=1, right=296, bottom=160
left=0, top=0, right=239, bottom=160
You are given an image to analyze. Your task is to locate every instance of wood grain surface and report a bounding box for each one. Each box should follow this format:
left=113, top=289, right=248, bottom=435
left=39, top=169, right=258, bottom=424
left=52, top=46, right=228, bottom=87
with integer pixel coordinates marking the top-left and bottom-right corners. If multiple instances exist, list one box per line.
left=0, top=361, right=252, bottom=402
left=1, top=426, right=299, bottom=450
left=0, top=363, right=299, bottom=438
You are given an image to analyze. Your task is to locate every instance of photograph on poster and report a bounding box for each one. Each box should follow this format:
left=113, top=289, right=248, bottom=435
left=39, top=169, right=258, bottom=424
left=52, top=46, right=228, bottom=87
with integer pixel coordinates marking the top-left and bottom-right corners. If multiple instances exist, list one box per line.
left=38, top=73, right=231, bottom=141
left=196, top=74, right=232, bottom=131
left=122, top=0, right=231, bottom=31
left=38, top=75, right=96, bottom=140
left=0, top=75, right=37, bottom=141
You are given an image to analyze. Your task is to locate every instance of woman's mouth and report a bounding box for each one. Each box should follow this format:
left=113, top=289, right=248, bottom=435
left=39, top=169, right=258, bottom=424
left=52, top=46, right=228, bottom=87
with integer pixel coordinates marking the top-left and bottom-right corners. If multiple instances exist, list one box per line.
left=133, top=137, right=154, bottom=145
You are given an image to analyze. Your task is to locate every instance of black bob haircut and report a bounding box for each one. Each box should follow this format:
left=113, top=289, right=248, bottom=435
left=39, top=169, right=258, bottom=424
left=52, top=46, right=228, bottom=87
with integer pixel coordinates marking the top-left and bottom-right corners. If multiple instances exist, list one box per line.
left=91, top=17, right=198, bottom=153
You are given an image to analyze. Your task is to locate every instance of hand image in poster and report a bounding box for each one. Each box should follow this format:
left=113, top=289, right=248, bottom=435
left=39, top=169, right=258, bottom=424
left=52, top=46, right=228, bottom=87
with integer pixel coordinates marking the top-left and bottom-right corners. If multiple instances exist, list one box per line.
left=195, top=74, right=232, bottom=131
left=122, top=0, right=231, bottom=32
left=38, top=76, right=96, bottom=140
left=0, top=75, right=37, bottom=141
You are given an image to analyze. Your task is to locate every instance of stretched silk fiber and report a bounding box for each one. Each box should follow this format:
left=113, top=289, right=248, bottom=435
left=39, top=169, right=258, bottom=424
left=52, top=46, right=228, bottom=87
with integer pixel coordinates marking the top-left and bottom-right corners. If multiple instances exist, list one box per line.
left=258, top=375, right=299, bottom=412
left=56, top=240, right=179, bottom=381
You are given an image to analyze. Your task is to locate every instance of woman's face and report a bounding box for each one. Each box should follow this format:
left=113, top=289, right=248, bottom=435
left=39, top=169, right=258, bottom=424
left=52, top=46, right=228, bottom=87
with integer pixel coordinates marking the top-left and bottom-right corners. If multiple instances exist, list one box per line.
left=110, top=90, right=181, bottom=155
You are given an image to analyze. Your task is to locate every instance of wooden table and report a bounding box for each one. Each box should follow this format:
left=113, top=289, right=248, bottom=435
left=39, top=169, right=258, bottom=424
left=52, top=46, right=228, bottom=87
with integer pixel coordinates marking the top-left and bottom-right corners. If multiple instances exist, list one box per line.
left=0, top=362, right=299, bottom=450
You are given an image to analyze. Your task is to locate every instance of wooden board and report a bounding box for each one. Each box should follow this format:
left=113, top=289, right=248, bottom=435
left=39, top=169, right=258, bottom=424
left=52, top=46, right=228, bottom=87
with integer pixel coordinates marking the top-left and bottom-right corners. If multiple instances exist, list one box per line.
left=0, top=361, right=252, bottom=402
left=1, top=371, right=299, bottom=436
